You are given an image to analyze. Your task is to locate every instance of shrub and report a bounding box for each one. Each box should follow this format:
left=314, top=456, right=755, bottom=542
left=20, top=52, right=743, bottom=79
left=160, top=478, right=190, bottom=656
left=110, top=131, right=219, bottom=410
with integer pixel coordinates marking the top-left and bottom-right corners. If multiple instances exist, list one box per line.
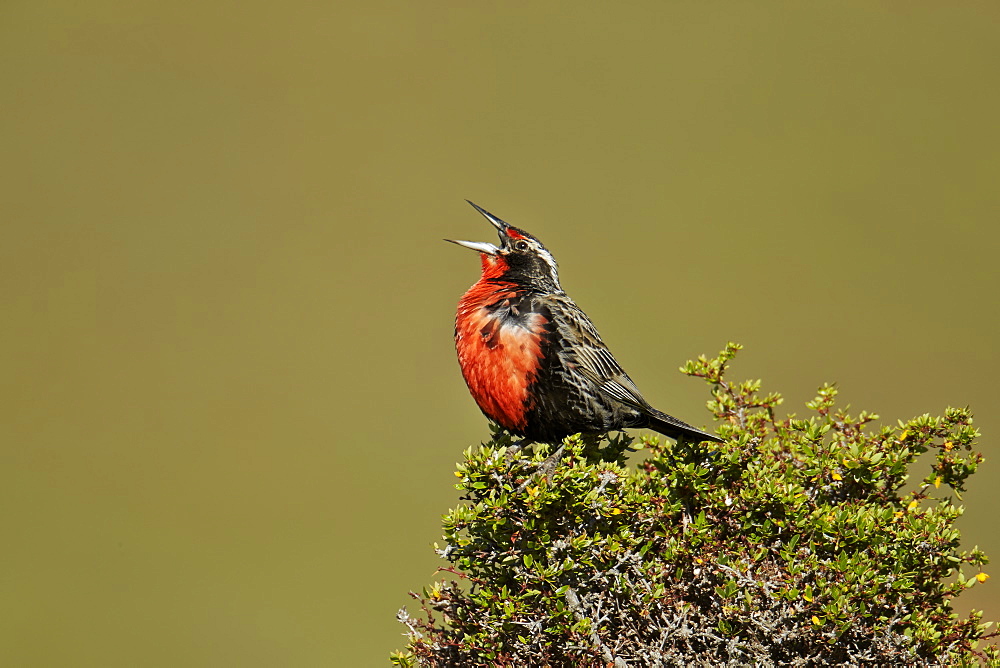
left=392, top=343, right=996, bottom=666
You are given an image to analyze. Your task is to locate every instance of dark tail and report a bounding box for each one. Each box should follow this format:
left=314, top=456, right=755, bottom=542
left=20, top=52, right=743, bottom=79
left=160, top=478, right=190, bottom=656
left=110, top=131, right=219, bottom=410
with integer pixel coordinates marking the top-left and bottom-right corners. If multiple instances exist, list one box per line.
left=643, top=407, right=723, bottom=443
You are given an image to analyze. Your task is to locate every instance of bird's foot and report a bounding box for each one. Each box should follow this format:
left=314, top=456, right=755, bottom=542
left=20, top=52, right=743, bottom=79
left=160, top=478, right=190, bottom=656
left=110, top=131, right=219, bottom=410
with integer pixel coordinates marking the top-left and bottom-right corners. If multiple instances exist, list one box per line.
left=515, top=444, right=566, bottom=494
left=537, top=444, right=566, bottom=478
left=504, top=439, right=530, bottom=463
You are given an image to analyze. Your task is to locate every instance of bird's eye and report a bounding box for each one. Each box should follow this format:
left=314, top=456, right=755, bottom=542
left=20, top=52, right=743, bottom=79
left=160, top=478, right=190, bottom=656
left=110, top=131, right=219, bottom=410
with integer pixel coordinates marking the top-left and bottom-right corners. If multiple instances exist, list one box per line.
left=514, top=241, right=529, bottom=251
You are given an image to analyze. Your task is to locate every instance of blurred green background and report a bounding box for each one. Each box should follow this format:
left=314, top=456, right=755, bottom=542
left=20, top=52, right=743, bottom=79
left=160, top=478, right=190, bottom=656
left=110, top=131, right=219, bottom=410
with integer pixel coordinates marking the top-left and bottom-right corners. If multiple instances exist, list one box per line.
left=2, top=1, right=998, bottom=665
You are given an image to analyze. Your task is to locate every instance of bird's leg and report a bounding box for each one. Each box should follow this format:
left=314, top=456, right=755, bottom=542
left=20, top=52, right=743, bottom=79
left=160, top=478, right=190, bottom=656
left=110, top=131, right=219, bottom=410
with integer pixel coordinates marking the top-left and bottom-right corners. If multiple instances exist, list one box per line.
left=537, top=444, right=566, bottom=478
left=504, top=438, right=531, bottom=463
left=515, top=443, right=566, bottom=494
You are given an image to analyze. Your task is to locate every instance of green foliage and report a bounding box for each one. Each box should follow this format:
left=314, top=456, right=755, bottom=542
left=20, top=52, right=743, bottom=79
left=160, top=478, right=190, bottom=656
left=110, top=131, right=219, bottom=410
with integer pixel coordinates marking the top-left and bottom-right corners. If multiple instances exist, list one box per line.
left=393, top=344, right=997, bottom=666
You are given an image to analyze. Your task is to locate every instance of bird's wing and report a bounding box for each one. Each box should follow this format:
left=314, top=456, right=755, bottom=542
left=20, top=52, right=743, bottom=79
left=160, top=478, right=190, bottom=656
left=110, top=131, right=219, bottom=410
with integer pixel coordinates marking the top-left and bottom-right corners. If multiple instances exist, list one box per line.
left=554, top=298, right=653, bottom=411
left=574, top=346, right=651, bottom=411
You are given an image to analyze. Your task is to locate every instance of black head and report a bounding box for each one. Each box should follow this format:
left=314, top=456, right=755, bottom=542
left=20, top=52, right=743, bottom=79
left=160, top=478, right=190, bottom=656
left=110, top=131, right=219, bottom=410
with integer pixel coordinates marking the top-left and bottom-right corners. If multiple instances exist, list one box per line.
left=447, top=201, right=562, bottom=291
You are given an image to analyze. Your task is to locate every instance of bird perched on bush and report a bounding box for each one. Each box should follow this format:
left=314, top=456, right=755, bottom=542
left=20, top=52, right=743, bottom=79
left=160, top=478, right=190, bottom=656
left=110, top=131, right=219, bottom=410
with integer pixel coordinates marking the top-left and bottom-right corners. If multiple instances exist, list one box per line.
left=448, top=201, right=721, bottom=446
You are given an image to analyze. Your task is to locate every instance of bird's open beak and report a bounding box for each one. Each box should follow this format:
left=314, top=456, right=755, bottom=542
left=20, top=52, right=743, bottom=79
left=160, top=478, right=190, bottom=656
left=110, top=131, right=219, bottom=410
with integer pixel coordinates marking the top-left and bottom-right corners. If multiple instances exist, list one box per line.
left=465, top=200, right=510, bottom=232
left=444, top=201, right=510, bottom=255
left=445, top=238, right=499, bottom=255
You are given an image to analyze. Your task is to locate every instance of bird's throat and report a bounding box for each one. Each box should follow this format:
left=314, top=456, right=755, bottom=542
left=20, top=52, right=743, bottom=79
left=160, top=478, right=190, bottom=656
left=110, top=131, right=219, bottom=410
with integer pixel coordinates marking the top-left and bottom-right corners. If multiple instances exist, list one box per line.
left=478, top=252, right=509, bottom=279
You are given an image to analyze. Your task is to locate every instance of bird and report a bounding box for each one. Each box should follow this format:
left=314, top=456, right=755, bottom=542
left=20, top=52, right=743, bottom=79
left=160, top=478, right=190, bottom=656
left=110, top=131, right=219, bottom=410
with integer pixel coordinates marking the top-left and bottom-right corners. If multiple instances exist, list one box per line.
left=448, top=201, right=722, bottom=446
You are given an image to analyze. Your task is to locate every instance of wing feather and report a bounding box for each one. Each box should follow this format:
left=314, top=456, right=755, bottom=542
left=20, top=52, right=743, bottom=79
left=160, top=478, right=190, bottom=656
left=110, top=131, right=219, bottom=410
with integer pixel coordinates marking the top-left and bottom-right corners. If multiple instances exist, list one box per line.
left=554, top=298, right=652, bottom=411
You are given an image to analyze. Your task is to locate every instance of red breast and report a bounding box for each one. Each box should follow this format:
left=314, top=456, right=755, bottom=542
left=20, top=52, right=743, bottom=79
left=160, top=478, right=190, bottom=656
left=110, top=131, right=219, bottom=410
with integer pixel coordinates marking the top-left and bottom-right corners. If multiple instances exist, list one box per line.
left=454, top=254, right=547, bottom=432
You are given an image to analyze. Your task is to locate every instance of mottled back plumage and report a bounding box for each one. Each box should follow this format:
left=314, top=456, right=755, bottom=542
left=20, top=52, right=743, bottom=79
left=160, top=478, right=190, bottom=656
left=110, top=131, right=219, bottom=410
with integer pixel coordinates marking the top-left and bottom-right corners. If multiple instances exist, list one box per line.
left=450, top=201, right=721, bottom=445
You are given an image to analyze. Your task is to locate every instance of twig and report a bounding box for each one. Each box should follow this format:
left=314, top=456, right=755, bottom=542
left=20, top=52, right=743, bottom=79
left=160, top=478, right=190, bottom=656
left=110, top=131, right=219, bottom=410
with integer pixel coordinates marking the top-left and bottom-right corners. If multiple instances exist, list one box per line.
left=564, top=586, right=628, bottom=667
